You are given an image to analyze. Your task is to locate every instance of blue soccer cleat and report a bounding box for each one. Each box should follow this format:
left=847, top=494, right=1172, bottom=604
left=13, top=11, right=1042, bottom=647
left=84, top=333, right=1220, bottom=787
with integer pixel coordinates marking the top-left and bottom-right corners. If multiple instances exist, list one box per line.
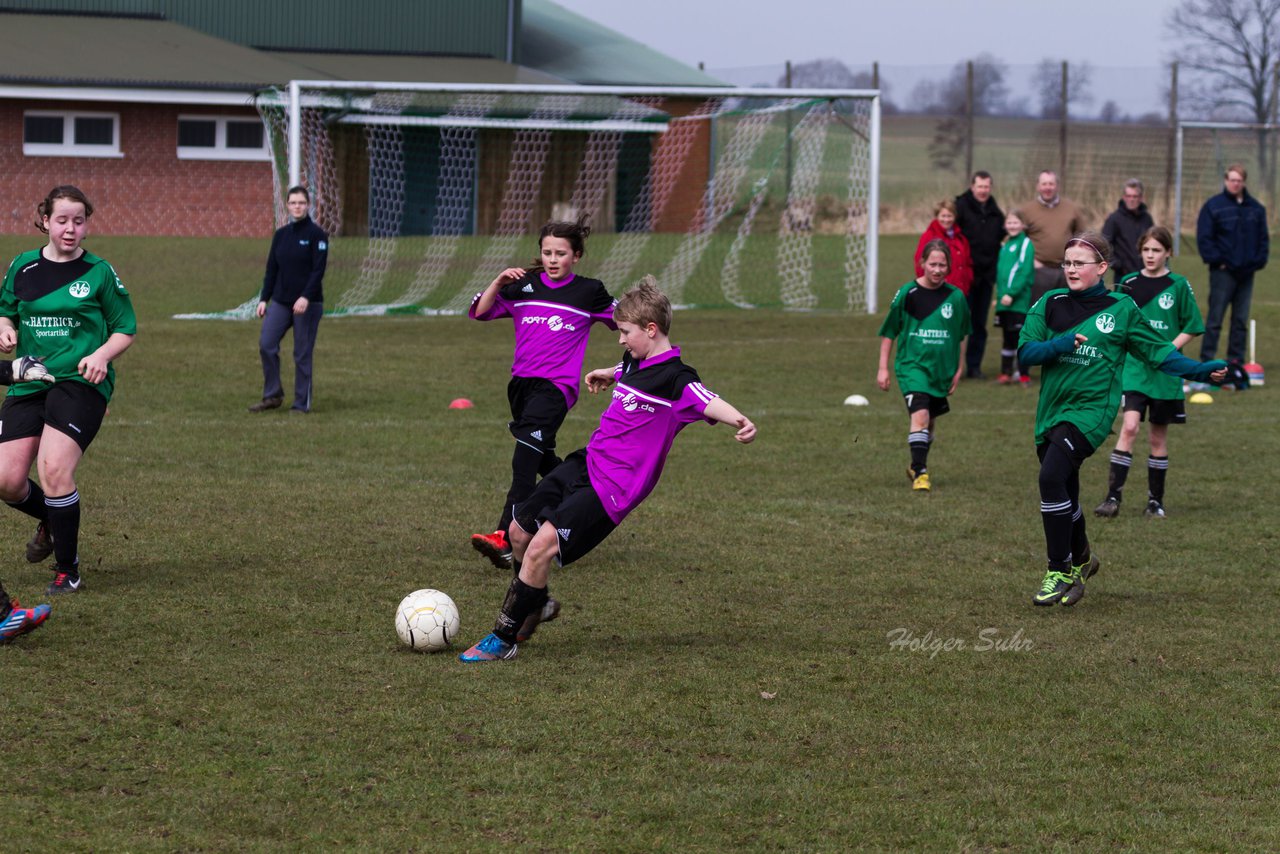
left=458, top=632, right=518, bottom=663
left=0, top=600, right=51, bottom=643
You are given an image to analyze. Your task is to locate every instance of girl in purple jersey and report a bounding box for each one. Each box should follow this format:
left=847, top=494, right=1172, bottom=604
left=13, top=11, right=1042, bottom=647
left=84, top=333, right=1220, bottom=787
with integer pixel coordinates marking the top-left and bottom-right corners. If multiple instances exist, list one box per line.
left=468, top=216, right=617, bottom=569
left=459, top=278, right=757, bottom=663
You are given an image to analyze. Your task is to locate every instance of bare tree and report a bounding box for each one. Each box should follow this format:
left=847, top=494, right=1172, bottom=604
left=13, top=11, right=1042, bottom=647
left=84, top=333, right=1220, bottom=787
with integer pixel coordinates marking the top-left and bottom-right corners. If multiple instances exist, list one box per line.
left=1166, top=0, right=1280, bottom=178
left=776, top=58, right=896, bottom=111
left=1166, top=0, right=1280, bottom=122
left=926, top=55, right=1011, bottom=171
left=1033, top=60, right=1094, bottom=119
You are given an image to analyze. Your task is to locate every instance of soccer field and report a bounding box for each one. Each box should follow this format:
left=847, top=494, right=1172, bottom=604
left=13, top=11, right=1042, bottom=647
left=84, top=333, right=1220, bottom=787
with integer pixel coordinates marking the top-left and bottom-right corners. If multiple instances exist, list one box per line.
left=1, top=233, right=1277, bottom=849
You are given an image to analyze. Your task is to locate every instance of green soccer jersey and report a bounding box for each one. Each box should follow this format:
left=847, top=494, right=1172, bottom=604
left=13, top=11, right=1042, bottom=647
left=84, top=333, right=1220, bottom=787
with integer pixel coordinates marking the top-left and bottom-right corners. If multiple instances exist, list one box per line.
left=1021, top=287, right=1177, bottom=450
left=1115, top=271, right=1205, bottom=400
left=878, top=281, right=970, bottom=397
left=995, top=233, right=1035, bottom=315
left=0, top=249, right=137, bottom=401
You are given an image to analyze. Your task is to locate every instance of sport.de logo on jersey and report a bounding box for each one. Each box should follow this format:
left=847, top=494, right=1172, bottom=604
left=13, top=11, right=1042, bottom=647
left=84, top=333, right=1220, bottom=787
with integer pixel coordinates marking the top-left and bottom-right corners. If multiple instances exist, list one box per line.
left=1158, top=292, right=1175, bottom=310
left=68, top=280, right=90, bottom=299
left=615, top=390, right=655, bottom=414
left=941, top=303, right=953, bottom=319
left=1095, top=313, right=1116, bottom=334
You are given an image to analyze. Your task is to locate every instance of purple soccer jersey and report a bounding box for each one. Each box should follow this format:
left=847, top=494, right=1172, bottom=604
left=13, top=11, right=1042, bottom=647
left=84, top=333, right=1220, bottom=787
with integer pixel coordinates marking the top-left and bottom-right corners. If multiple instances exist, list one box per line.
left=470, top=272, right=617, bottom=408
left=585, top=347, right=719, bottom=524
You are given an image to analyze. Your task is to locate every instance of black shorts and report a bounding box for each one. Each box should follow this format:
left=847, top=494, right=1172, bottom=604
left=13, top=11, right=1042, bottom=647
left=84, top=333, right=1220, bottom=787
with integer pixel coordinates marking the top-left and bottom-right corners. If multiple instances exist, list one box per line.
left=508, top=376, right=569, bottom=454
left=1036, top=422, right=1095, bottom=469
left=512, top=449, right=617, bottom=567
left=903, top=391, right=950, bottom=418
left=0, top=382, right=108, bottom=452
left=994, top=311, right=1025, bottom=331
left=1121, top=391, right=1186, bottom=426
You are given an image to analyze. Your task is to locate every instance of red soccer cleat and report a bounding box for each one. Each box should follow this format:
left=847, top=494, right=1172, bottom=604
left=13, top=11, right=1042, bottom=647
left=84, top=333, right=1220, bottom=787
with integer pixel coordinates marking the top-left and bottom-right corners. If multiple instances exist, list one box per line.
left=470, top=530, right=513, bottom=569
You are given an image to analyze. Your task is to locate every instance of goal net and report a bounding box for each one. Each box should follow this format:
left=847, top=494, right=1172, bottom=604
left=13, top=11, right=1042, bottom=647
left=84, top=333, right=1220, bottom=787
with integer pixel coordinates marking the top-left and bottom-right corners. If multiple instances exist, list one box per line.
left=177, top=82, right=880, bottom=319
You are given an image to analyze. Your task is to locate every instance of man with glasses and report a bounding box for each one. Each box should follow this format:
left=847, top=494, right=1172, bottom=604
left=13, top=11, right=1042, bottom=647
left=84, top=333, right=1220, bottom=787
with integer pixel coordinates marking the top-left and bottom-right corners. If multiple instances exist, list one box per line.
left=1020, top=170, right=1088, bottom=305
left=1195, top=164, right=1268, bottom=362
left=1101, top=178, right=1154, bottom=283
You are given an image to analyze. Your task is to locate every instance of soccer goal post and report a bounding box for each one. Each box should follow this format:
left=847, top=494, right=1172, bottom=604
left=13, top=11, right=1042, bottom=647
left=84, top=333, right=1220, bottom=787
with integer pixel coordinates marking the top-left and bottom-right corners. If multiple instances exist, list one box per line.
left=188, top=81, right=880, bottom=319
left=1174, top=120, right=1280, bottom=256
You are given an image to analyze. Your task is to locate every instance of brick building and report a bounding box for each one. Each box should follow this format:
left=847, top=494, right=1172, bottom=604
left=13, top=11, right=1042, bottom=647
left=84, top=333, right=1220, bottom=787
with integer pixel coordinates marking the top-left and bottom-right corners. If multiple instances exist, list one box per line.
left=0, top=1, right=723, bottom=238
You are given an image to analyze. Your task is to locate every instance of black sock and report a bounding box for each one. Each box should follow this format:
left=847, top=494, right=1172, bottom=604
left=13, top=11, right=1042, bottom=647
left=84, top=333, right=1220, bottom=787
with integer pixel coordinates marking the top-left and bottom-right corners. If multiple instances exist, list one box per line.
left=1107, top=450, right=1132, bottom=500
left=1070, top=505, right=1090, bottom=567
left=1000, top=348, right=1015, bottom=376
left=1148, top=455, right=1168, bottom=503
left=0, top=582, right=10, bottom=615
left=45, top=491, right=80, bottom=573
left=537, top=450, right=562, bottom=477
left=908, top=430, right=930, bottom=475
left=500, top=443, right=546, bottom=530
left=493, top=576, right=548, bottom=644
left=6, top=479, right=47, bottom=521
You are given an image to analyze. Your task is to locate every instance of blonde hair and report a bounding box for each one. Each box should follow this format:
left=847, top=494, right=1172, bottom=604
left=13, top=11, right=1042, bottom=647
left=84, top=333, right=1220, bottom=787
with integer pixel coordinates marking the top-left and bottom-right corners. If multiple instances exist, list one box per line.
left=614, top=275, right=672, bottom=335
left=933, top=198, right=957, bottom=217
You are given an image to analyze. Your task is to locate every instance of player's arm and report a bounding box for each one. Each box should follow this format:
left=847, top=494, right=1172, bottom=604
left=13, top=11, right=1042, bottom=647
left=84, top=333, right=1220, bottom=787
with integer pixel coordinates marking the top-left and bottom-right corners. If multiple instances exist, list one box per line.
left=0, top=357, right=53, bottom=385
left=585, top=365, right=619, bottom=394
left=877, top=337, right=894, bottom=391
left=78, top=332, right=134, bottom=385
left=472, top=268, right=525, bottom=318
left=1171, top=332, right=1197, bottom=350
left=703, top=397, right=756, bottom=444
left=949, top=337, right=967, bottom=395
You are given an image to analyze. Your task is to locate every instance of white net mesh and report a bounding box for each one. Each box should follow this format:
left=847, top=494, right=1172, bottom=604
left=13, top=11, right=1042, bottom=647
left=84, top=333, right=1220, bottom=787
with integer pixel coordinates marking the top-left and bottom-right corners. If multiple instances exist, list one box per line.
left=178, top=85, right=878, bottom=319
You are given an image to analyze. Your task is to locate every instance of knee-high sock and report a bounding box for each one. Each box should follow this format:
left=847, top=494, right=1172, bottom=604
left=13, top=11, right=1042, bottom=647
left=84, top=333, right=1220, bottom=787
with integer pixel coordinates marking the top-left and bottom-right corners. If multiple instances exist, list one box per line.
left=6, top=479, right=47, bottom=522
left=45, top=491, right=80, bottom=570
left=500, top=442, right=546, bottom=531
left=908, top=430, right=930, bottom=475
left=1039, top=445, right=1077, bottom=571
left=494, top=575, right=548, bottom=644
left=1148, top=455, right=1168, bottom=503
left=1107, top=450, right=1132, bottom=500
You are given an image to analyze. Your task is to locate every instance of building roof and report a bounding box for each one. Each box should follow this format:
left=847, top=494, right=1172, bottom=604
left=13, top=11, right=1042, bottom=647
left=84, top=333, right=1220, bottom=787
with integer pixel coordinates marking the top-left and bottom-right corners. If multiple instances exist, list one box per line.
left=521, top=0, right=726, bottom=87
left=266, top=53, right=568, bottom=86
left=0, top=13, right=310, bottom=90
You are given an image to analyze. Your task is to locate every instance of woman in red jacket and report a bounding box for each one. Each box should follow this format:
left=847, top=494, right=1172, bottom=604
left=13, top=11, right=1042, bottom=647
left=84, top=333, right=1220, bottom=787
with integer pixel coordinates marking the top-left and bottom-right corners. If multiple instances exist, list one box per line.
left=914, top=199, right=973, bottom=295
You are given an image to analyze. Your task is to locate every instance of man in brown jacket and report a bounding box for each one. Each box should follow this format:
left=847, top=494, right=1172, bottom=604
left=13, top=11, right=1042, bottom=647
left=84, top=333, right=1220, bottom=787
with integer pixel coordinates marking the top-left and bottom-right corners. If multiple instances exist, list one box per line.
left=1020, top=170, right=1088, bottom=304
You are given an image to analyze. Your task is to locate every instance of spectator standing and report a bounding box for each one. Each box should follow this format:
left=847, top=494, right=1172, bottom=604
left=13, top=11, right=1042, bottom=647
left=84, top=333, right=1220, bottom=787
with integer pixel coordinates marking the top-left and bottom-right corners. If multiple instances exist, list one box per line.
left=1101, top=179, right=1154, bottom=283
left=1020, top=170, right=1087, bottom=305
left=955, top=171, right=1005, bottom=378
left=914, top=199, right=973, bottom=296
left=1195, top=164, right=1269, bottom=362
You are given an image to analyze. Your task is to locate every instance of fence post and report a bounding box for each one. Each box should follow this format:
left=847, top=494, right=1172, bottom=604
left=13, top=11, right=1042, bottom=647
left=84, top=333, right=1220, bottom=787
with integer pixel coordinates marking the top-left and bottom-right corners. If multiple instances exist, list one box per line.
left=965, top=61, right=974, bottom=180
left=785, top=59, right=793, bottom=194
left=1166, top=62, right=1178, bottom=227
left=1059, top=61, right=1068, bottom=186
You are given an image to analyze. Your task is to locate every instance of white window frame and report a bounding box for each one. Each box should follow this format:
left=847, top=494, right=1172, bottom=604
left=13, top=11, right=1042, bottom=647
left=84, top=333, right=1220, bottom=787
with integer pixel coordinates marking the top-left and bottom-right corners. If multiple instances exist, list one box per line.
left=23, top=110, right=122, bottom=158
left=177, top=114, right=270, bottom=161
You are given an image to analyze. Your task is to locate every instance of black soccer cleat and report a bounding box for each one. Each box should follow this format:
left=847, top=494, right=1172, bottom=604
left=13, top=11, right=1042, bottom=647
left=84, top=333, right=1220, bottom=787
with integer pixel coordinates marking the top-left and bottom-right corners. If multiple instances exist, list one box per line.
left=1144, top=500, right=1166, bottom=519
left=516, top=597, right=561, bottom=643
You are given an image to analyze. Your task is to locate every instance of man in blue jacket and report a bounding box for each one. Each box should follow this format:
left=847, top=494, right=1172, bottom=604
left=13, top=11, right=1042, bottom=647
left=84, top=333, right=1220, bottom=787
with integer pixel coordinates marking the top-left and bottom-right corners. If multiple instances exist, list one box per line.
left=1195, top=164, right=1268, bottom=362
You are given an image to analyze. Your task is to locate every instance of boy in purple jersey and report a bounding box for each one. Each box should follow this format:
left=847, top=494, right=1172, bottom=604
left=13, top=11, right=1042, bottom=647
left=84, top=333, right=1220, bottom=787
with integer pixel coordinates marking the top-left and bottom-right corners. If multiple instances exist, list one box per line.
left=459, top=278, right=757, bottom=662
left=468, top=216, right=617, bottom=568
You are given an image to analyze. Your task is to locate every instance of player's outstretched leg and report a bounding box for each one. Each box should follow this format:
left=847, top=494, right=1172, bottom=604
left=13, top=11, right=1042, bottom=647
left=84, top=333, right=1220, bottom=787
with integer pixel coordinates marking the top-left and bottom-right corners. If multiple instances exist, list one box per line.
left=0, top=598, right=51, bottom=644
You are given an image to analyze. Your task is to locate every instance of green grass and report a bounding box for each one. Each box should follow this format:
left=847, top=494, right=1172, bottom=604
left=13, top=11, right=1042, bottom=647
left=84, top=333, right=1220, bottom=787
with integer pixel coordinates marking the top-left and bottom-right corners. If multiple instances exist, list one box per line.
left=1, top=233, right=1277, bottom=849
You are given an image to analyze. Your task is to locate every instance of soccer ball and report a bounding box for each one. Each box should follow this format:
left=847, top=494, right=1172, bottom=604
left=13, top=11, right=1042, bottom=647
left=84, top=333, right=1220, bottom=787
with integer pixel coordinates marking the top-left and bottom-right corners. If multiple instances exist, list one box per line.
left=395, top=589, right=460, bottom=652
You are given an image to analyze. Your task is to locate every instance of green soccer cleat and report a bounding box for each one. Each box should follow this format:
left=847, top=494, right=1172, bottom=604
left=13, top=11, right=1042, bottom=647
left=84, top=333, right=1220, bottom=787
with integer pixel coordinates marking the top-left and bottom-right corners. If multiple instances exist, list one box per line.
left=1059, top=553, right=1101, bottom=607
left=1033, top=569, right=1075, bottom=606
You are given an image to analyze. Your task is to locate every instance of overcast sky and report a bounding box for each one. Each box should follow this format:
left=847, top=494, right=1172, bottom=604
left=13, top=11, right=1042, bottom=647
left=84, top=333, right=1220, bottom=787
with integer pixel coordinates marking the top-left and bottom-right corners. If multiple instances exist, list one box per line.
left=549, top=0, right=1183, bottom=73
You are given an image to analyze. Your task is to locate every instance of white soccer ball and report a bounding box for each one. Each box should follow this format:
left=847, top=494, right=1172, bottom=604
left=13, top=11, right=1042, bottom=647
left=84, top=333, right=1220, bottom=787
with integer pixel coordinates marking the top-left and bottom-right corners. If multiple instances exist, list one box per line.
left=395, top=589, right=460, bottom=652
left=844, top=394, right=870, bottom=406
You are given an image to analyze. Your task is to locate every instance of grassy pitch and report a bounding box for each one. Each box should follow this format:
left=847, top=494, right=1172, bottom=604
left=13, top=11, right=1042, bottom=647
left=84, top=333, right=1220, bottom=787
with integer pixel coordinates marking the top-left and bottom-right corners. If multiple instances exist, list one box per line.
left=1, top=234, right=1277, bottom=849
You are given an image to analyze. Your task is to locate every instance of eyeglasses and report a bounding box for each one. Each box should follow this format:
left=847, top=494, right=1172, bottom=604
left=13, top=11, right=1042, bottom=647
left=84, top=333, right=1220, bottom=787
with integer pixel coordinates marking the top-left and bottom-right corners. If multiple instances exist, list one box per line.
left=1060, top=260, right=1101, bottom=270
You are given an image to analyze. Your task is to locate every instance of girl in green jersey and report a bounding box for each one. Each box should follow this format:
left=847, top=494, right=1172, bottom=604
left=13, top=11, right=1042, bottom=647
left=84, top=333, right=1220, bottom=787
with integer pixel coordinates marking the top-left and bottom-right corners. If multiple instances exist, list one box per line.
left=1018, top=232, right=1224, bottom=608
left=0, top=186, right=137, bottom=596
left=1094, top=226, right=1205, bottom=520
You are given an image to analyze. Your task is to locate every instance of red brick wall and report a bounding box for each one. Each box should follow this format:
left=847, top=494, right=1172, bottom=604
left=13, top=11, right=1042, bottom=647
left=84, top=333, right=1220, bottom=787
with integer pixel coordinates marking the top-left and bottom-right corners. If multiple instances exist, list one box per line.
left=0, top=100, right=276, bottom=237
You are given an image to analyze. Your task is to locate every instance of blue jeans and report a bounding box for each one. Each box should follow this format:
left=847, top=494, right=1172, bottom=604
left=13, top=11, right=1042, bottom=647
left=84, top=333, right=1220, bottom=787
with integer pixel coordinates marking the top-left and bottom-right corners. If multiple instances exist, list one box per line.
left=260, top=299, right=323, bottom=411
left=1200, top=268, right=1254, bottom=362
